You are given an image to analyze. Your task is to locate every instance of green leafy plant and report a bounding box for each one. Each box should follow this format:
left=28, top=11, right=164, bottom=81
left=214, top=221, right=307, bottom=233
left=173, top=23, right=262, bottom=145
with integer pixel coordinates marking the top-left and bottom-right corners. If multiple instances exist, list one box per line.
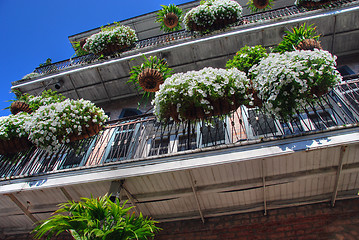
left=25, top=98, right=108, bottom=153
left=39, top=58, right=52, bottom=67
left=156, top=4, right=183, bottom=32
left=33, top=194, right=161, bottom=240
left=22, top=72, right=41, bottom=80
left=249, top=49, right=342, bottom=119
left=247, top=0, right=275, bottom=13
left=184, top=0, right=243, bottom=33
left=83, top=22, right=138, bottom=56
left=153, top=67, right=251, bottom=122
left=128, top=55, right=173, bottom=100
left=226, top=45, right=268, bottom=76
left=72, top=40, right=89, bottom=57
left=274, top=23, right=321, bottom=53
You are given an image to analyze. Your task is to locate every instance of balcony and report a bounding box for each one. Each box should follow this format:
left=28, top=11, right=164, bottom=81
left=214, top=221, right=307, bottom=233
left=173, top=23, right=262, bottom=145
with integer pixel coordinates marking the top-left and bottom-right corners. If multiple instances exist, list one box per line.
left=2, top=77, right=359, bottom=179
left=11, top=1, right=359, bottom=105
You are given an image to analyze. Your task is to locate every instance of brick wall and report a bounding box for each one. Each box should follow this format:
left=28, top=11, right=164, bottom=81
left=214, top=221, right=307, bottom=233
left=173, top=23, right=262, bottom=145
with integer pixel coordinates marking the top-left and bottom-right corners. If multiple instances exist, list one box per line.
left=4, top=198, right=359, bottom=240
left=155, top=198, right=359, bottom=240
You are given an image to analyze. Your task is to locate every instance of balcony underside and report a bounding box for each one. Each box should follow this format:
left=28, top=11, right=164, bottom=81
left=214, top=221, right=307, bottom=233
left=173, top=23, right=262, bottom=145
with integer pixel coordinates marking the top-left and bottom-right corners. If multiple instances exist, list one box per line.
left=11, top=3, right=359, bottom=104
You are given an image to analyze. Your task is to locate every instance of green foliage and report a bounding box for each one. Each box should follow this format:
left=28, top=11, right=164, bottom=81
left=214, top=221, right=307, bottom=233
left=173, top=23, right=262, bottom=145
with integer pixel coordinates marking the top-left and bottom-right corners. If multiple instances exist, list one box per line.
left=274, top=23, right=320, bottom=53
left=72, top=41, right=89, bottom=57
left=33, top=195, right=160, bottom=240
left=226, top=45, right=268, bottom=76
left=128, top=55, right=173, bottom=100
left=155, top=4, right=183, bottom=33
left=247, top=0, right=274, bottom=13
left=39, top=58, right=52, bottom=67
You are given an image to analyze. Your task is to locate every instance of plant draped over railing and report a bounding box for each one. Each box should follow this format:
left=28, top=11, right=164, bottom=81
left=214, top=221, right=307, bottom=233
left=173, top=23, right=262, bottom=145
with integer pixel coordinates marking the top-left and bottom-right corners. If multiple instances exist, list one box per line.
left=0, top=90, right=108, bottom=155
left=184, top=0, right=243, bottom=33
left=83, top=22, right=138, bottom=56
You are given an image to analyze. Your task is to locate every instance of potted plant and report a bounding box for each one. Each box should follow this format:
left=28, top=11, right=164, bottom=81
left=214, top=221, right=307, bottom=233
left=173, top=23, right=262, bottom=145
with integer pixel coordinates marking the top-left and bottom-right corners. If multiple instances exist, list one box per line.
left=247, top=0, right=275, bottom=13
left=249, top=49, right=342, bottom=120
left=274, top=23, right=322, bottom=53
left=83, top=22, right=138, bottom=56
left=184, top=0, right=243, bottom=33
left=152, top=67, right=251, bottom=122
left=156, top=4, right=183, bottom=33
left=226, top=45, right=268, bottom=107
left=128, top=55, right=173, bottom=95
left=9, top=89, right=66, bottom=115
left=25, top=98, right=108, bottom=153
left=295, top=0, right=340, bottom=9
left=0, top=112, right=32, bottom=155
left=33, top=194, right=161, bottom=240
left=22, top=72, right=41, bottom=80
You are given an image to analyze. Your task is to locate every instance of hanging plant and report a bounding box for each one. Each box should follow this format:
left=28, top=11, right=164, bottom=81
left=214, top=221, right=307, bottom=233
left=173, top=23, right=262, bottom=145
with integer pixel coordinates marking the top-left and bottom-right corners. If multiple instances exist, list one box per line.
left=184, top=0, right=243, bottom=33
left=274, top=23, right=322, bottom=53
left=295, top=0, right=340, bottom=9
left=152, top=67, right=251, bottom=122
left=249, top=49, right=342, bottom=120
left=156, top=4, right=183, bottom=32
left=128, top=55, right=173, bottom=96
left=9, top=89, right=66, bottom=115
left=247, top=0, right=275, bottom=13
left=26, top=99, right=108, bottom=153
left=0, top=112, right=32, bottom=155
left=226, top=45, right=268, bottom=108
left=82, top=22, right=138, bottom=56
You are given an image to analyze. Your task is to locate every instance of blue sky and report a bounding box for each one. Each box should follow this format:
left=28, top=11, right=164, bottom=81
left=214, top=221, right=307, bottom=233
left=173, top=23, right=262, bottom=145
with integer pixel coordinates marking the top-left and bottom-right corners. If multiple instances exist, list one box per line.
left=0, top=0, right=190, bottom=116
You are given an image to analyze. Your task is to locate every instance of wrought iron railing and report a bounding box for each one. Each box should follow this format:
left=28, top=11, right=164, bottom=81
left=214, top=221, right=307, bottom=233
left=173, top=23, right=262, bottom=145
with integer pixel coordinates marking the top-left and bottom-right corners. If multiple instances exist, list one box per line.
left=28, top=0, right=359, bottom=76
left=1, top=78, right=359, bottom=179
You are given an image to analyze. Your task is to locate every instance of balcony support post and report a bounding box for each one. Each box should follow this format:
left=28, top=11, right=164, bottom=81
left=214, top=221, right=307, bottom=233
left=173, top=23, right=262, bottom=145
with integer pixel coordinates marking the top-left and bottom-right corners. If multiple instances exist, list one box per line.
left=261, top=159, right=267, bottom=216
left=188, top=170, right=205, bottom=223
left=331, top=145, right=347, bottom=207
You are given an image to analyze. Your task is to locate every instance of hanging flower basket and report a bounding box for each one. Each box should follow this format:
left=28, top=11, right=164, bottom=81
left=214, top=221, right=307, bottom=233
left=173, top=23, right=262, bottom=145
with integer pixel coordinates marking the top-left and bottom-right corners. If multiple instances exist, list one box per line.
left=153, top=67, right=251, bottom=122
left=0, top=113, right=32, bottom=155
left=68, top=121, right=102, bottom=142
left=249, top=49, right=342, bottom=120
left=83, top=23, right=137, bottom=56
left=253, top=0, right=270, bottom=9
left=10, top=101, right=33, bottom=115
left=138, top=68, right=164, bottom=92
left=26, top=99, right=108, bottom=153
left=295, top=0, right=336, bottom=9
left=184, top=0, right=243, bottom=33
left=164, top=12, right=179, bottom=29
left=296, top=38, right=323, bottom=51
left=0, top=137, right=32, bottom=155
left=247, top=0, right=274, bottom=12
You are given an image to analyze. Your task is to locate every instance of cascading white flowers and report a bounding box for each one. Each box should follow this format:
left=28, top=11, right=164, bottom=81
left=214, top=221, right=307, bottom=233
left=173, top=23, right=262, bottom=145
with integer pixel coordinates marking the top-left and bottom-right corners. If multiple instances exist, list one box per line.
left=25, top=99, right=108, bottom=153
left=0, top=112, right=31, bottom=140
left=152, top=67, right=251, bottom=121
left=249, top=49, right=342, bottom=119
left=184, top=0, right=242, bottom=31
left=83, top=25, right=138, bottom=55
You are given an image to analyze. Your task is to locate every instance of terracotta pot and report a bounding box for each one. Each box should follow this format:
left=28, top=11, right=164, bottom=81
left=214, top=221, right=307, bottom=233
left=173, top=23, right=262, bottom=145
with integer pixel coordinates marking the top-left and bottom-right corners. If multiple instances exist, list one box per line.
left=164, top=12, right=179, bottom=29
left=68, top=122, right=102, bottom=142
left=253, top=0, right=270, bottom=9
left=296, top=39, right=323, bottom=51
left=10, top=101, right=33, bottom=115
left=138, top=68, right=164, bottom=92
left=0, top=137, right=33, bottom=155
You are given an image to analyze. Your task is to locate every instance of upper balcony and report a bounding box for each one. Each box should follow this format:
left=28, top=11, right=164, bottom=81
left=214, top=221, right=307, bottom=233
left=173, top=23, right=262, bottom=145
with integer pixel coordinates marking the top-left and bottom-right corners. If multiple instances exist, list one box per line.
left=11, top=0, right=359, bottom=107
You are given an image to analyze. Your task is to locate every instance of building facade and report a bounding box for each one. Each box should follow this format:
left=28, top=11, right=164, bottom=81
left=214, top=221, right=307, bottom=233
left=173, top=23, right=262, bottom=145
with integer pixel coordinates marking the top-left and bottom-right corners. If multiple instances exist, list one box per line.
left=1, top=0, right=359, bottom=239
